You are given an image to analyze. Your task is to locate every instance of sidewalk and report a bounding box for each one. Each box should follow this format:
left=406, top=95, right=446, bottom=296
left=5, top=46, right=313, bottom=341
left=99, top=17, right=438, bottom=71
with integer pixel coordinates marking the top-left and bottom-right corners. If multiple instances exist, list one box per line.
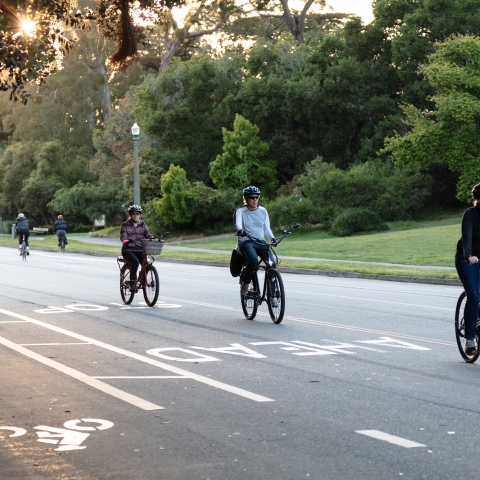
left=68, top=236, right=455, bottom=271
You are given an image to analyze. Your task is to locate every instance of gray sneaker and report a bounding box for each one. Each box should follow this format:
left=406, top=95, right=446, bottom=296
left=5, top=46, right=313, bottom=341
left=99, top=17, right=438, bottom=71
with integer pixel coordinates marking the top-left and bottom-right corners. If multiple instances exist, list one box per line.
left=465, top=339, right=477, bottom=356
left=240, top=282, right=249, bottom=296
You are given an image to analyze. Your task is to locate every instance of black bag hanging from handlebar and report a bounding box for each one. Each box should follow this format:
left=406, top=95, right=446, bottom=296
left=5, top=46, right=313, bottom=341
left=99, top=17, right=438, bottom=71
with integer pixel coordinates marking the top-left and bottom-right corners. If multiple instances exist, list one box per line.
left=230, top=249, right=244, bottom=277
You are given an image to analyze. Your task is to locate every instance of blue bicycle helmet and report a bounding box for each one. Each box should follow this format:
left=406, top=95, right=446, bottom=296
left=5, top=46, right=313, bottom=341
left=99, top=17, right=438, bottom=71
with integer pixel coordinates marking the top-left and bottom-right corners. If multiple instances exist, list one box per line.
left=243, top=186, right=261, bottom=197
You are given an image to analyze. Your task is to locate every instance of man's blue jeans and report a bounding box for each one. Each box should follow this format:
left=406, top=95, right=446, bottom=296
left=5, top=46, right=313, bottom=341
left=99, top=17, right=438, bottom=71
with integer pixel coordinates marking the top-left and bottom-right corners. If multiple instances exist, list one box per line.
left=239, top=240, right=275, bottom=285
left=455, top=251, right=480, bottom=340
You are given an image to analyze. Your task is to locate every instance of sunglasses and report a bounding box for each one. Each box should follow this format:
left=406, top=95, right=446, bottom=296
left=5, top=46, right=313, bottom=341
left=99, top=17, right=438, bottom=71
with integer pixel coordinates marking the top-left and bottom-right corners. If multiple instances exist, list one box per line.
left=247, top=196, right=260, bottom=200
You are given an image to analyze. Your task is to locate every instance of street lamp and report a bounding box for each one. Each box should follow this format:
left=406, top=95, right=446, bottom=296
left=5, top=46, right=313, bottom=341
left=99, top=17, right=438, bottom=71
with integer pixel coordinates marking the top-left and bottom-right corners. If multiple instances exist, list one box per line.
left=131, top=122, right=140, bottom=206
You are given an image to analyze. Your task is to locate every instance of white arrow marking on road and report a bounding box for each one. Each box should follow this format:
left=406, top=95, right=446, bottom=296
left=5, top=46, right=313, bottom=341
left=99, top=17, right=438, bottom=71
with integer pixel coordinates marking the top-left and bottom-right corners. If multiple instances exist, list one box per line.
left=0, top=427, right=27, bottom=437
left=356, top=430, right=426, bottom=448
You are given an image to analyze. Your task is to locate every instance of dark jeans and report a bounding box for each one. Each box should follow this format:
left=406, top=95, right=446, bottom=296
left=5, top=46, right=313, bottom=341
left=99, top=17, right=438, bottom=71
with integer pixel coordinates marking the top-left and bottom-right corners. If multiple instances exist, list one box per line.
left=56, top=230, right=67, bottom=245
left=18, top=229, right=29, bottom=247
left=455, top=251, right=480, bottom=340
left=239, top=240, right=275, bottom=285
left=123, top=250, right=144, bottom=281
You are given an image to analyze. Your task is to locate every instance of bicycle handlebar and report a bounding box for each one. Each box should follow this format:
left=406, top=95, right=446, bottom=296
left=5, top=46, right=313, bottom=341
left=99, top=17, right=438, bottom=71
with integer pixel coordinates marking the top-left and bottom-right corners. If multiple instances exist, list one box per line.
left=126, top=231, right=170, bottom=248
left=237, top=223, right=300, bottom=247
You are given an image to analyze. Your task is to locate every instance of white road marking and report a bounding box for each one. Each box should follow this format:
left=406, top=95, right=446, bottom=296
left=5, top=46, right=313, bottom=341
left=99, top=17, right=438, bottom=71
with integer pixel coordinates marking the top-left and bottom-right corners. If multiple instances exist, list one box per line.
left=0, top=427, right=27, bottom=437
left=356, top=430, right=426, bottom=448
left=0, top=334, right=163, bottom=411
left=159, top=296, right=455, bottom=347
left=19, top=342, right=90, bottom=346
left=93, top=376, right=186, bottom=379
left=65, top=304, right=108, bottom=311
left=63, top=419, right=114, bottom=431
left=0, top=308, right=274, bottom=403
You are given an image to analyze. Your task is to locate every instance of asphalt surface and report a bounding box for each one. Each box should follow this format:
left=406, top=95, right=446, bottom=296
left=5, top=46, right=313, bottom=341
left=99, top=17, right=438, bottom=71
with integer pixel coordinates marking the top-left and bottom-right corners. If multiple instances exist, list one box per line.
left=0, top=246, right=475, bottom=479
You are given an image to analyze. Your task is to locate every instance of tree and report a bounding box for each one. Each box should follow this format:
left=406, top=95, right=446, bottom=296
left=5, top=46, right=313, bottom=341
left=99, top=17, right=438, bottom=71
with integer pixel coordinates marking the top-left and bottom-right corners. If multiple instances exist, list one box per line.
left=0, top=0, right=184, bottom=101
left=382, top=35, right=480, bottom=201
left=210, top=113, right=277, bottom=197
left=155, top=164, right=194, bottom=225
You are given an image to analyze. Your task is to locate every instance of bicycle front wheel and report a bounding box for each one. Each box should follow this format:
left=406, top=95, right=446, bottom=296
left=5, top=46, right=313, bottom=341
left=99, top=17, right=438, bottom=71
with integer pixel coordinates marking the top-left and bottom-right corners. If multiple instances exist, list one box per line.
left=455, top=291, right=480, bottom=363
left=120, top=264, right=134, bottom=304
left=143, top=265, right=159, bottom=306
left=241, top=271, right=258, bottom=320
left=267, top=269, right=285, bottom=324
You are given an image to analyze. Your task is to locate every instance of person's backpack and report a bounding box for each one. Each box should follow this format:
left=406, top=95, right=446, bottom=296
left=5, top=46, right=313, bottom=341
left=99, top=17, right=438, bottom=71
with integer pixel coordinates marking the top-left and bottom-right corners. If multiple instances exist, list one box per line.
left=230, top=248, right=244, bottom=277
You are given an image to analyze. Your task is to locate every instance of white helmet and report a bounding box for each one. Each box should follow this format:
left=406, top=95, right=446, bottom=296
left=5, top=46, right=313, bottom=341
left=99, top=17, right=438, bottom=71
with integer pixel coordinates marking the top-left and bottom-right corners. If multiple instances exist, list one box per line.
left=18, top=213, right=25, bottom=219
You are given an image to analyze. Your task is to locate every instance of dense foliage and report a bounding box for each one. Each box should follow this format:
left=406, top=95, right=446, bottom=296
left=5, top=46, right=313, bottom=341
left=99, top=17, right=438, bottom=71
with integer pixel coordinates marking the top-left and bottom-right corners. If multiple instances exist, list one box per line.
left=0, top=0, right=476, bottom=233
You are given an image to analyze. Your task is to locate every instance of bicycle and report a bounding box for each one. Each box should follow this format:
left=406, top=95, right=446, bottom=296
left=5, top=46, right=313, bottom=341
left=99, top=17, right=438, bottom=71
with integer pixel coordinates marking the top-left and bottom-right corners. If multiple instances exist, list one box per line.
left=238, top=224, right=300, bottom=324
left=18, top=233, right=27, bottom=261
left=117, top=233, right=168, bottom=307
left=59, top=235, right=66, bottom=254
left=455, top=290, right=480, bottom=363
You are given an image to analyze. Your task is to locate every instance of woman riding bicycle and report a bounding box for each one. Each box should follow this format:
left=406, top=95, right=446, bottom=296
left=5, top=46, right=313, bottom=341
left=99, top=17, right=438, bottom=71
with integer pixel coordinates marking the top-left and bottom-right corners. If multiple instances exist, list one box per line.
left=235, top=186, right=277, bottom=296
left=456, top=183, right=480, bottom=356
left=54, top=215, right=68, bottom=247
left=16, top=213, right=30, bottom=256
left=120, top=205, right=155, bottom=292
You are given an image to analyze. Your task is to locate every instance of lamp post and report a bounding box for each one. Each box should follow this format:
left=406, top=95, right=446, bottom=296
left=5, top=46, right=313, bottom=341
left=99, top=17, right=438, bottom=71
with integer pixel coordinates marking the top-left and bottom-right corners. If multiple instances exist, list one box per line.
left=131, top=123, right=140, bottom=206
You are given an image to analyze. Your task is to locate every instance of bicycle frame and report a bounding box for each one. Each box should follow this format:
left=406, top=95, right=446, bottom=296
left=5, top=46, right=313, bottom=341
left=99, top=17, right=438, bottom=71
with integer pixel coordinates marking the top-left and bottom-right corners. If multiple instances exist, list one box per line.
left=239, top=224, right=300, bottom=305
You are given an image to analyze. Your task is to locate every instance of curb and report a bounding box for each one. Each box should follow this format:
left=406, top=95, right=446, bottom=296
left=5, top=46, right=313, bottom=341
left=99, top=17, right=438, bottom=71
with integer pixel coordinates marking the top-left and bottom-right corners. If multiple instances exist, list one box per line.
left=6, top=245, right=461, bottom=286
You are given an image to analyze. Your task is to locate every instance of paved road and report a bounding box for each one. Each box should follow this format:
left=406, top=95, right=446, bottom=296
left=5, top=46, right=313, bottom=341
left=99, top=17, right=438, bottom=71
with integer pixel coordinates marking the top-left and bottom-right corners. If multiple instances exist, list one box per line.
left=0, top=246, right=474, bottom=479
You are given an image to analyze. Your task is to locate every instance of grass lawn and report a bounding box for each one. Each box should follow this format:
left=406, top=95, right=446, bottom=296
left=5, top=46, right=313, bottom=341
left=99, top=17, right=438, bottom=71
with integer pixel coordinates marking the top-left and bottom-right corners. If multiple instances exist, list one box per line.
left=0, top=215, right=462, bottom=281
left=169, top=217, right=462, bottom=267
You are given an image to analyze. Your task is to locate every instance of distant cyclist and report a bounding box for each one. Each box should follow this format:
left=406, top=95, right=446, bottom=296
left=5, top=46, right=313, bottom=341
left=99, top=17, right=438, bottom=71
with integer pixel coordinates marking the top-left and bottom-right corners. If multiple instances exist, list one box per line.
left=235, top=186, right=277, bottom=296
left=456, top=183, right=480, bottom=356
left=54, top=215, right=68, bottom=248
left=120, top=205, right=155, bottom=292
left=16, top=213, right=30, bottom=255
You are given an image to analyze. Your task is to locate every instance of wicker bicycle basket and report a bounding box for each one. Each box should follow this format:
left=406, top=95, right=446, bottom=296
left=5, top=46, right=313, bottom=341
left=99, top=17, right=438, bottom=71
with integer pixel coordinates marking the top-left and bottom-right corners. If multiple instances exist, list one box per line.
left=141, top=239, right=164, bottom=255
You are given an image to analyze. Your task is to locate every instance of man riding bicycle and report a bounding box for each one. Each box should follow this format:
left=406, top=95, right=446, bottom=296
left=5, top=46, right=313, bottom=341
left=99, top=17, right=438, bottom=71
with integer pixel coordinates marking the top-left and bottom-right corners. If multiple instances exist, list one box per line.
left=16, top=213, right=30, bottom=255
left=235, top=186, right=277, bottom=296
left=54, top=215, right=68, bottom=247
left=120, top=205, right=155, bottom=292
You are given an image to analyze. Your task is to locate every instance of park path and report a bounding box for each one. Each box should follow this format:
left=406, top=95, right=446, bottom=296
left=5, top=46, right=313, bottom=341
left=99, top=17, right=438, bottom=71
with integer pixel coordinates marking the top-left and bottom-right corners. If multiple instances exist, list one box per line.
left=68, top=236, right=455, bottom=271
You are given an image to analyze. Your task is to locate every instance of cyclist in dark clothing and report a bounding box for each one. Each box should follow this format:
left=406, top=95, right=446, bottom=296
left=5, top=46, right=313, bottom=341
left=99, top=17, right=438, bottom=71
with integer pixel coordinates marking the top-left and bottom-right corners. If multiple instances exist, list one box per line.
left=456, top=183, right=480, bottom=356
left=120, top=205, right=155, bottom=292
left=54, top=215, right=68, bottom=247
left=16, top=213, right=30, bottom=255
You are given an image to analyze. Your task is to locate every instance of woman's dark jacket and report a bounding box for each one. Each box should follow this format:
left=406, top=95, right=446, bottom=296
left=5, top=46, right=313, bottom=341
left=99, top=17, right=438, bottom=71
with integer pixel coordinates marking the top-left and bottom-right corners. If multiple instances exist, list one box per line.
left=54, top=220, right=68, bottom=232
left=457, top=206, right=480, bottom=260
left=16, top=218, right=29, bottom=231
left=120, top=219, right=154, bottom=252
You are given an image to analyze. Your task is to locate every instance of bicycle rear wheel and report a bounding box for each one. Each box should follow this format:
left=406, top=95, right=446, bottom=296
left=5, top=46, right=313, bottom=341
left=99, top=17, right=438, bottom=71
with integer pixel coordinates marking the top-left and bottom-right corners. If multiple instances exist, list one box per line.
left=143, top=265, right=159, bottom=306
left=241, top=271, right=258, bottom=320
left=455, top=291, right=480, bottom=363
left=120, top=264, right=134, bottom=304
left=21, top=241, right=27, bottom=261
left=60, top=237, right=65, bottom=253
left=266, top=269, right=285, bottom=324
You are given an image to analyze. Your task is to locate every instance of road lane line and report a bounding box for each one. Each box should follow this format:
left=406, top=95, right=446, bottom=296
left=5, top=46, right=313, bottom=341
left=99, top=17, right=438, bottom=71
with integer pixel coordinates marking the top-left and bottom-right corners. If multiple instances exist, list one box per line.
left=356, top=430, right=426, bottom=448
left=19, top=342, right=91, bottom=346
left=0, top=309, right=274, bottom=403
left=158, top=296, right=456, bottom=347
left=0, top=334, right=163, bottom=411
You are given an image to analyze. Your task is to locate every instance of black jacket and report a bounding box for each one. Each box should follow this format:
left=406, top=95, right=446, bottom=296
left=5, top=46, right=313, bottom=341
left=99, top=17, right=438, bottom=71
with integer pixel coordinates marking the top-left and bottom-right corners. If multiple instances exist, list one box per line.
left=54, top=220, right=68, bottom=232
left=457, top=206, right=480, bottom=260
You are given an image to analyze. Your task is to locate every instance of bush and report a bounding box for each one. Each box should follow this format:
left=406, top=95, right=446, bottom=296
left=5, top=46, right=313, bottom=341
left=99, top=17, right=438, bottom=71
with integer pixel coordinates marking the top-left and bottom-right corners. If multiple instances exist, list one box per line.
left=69, top=224, right=92, bottom=233
left=266, top=158, right=432, bottom=230
left=0, top=221, right=12, bottom=234
left=329, top=208, right=389, bottom=236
